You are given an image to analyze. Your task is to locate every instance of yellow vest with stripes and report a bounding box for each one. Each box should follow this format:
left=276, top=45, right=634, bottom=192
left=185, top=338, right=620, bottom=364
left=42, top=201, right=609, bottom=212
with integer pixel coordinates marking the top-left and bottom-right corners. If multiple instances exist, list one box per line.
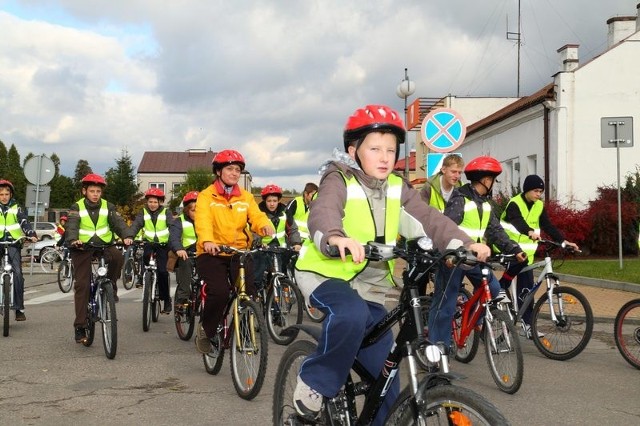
left=295, top=173, right=401, bottom=284
left=459, top=198, right=491, bottom=243
left=144, top=207, right=169, bottom=243
left=262, top=212, right=287, bottom=247
left=0, top=205, right=23, bottom=240
left=291, top=196, right=309, bottom=239
left=500, top=195, right=543, bottom=262
left=77, top=199, right=113, bottom=243
left=180, top=214, right=197, bottom=248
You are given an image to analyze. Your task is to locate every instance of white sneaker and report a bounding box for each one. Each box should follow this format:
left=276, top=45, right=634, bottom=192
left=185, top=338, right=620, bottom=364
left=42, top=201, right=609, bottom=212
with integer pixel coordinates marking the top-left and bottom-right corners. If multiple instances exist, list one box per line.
left=522, top=323, right=544, bottom=339
left=293, top=377, right=322, bottom=418
left=498, top=290, right=511, bottom=303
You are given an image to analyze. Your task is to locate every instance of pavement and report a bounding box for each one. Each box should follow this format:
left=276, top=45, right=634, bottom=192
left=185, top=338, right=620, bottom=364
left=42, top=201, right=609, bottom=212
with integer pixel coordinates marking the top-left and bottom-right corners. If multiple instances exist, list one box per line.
left=22, top=259, right=640, bottom=322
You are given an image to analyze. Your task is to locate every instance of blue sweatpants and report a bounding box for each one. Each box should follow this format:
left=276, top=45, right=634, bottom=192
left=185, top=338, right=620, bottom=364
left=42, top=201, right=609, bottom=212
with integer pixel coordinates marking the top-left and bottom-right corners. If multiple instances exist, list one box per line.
left=299, top=279, right=398, bottom=426
left=428, top=264, right=501, bottom=347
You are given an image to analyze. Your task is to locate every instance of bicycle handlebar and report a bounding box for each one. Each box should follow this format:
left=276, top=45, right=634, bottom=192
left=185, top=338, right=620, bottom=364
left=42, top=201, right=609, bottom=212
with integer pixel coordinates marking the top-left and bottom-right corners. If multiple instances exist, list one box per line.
left=0, top=236, right=31, bottom=246
left=537, top=239, right=582, bottom=254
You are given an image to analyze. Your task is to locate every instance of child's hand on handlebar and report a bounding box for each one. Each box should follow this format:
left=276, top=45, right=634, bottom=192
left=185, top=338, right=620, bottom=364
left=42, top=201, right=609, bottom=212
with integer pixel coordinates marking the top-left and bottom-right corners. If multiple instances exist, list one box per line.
left=328, top=236, right=365, bottom=263
left=203, top=241, right=221, bottom=255
left=516, top=251, right=528, bottom=263
left=469, top=242, right=491, bottom=262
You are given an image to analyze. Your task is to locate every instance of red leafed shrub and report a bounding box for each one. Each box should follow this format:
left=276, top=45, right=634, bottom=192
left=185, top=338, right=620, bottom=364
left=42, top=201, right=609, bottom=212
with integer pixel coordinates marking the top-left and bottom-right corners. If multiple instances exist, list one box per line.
left=582, top=186, right=639, bottom=256
left=543, top=200, right=591, bottom=247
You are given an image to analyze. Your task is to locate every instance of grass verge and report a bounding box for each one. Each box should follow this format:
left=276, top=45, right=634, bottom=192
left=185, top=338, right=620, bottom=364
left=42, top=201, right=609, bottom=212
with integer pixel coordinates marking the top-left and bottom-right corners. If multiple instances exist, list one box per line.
left=553, top=257, right=640, bottom=285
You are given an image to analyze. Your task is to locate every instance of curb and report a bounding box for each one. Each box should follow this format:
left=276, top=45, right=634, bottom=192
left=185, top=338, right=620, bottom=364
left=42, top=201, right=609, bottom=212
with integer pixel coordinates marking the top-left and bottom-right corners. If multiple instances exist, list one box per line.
left=555, top=273, right=640, bottom=294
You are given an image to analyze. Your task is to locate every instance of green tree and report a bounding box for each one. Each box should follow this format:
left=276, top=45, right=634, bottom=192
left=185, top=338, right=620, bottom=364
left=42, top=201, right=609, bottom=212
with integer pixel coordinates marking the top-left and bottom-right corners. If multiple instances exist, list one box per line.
left=73, top=160, right=92, bottom=193
left=0, top=141, right=7, bottom=178
left=168, top=167, right=213, bottom=211
left=50, top=175, right=76, bottom=209
left=104, top=149, right=140, bottom=207
left=6, top=145, right=26, bottom=205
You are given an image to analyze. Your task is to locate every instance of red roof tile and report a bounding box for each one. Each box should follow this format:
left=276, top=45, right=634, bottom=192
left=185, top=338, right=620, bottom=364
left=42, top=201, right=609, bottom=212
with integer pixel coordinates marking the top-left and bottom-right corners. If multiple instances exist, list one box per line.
left=138, top=150, right=216, bottom=173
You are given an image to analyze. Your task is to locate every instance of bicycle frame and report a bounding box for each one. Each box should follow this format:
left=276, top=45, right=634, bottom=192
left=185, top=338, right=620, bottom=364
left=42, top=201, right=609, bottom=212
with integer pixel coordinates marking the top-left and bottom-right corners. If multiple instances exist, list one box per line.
left=88, top=251, right=109, bottom=320
left=0, top=247, right=15, bottom=311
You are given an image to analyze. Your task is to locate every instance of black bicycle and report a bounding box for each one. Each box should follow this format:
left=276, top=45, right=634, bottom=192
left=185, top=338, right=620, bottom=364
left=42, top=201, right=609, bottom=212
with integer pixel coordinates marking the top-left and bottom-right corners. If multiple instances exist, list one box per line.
left=122, top=240, right=143, bottom=290
left=77, top=243, right=118, bottom=359
left=273, top=239, right=509, bottom=425
left=174, top=253, right=202, bottom=341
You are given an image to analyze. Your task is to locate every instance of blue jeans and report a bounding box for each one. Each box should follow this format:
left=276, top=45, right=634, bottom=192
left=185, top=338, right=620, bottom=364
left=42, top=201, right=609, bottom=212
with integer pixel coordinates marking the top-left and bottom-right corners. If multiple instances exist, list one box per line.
left=299, top=279, right=398, bottom=426
left=6, top=247, right=25, bottom=310
left=428, top=264, right=501, bottom=347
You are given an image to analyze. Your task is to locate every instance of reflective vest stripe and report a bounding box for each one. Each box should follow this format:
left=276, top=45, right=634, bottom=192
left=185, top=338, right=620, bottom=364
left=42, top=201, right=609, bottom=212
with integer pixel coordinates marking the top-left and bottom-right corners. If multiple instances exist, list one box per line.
left=500, top=195, right=543, bottom=261
left=143, top=208, right=169, bottom=243
left=77, top=199, right=113, bottom=243
left=0, top=205, right=23, bottom=239
left=291, top=196, right=309, bottom=239
left=262, top=212, right=287, bottom=247
left=458, top=199, right=491, bottom=242
left=180, top=214, right=197, bottom=247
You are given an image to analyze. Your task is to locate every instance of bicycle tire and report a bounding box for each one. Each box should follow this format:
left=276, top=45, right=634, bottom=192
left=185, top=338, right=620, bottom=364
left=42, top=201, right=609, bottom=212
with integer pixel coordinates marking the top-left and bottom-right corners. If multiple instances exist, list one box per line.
left=203, top=331, right=225, bottom=375
left=57, top=259, right=74, bottom=293
left=305, top=304, right=326, bottom=323
left=122, top=256, right=135, bottom=290
left=230, top=299, right=268, bottom=400
left=151, top=277, right=160, bottom=322
left=273, top=340, right=316, bottom=425
left=3, top=274, right=10, bottom=337
left=174, top=290, right=195, bottom=341
left=614, top=298, right=640, bottom=369
left=39, top=247, right=62, bottom=273
left=266, top=277, right=302, bottom=345
left=142, top=272, right=152, bottom=332
left=453, top=287, right=479, bottom=364
left=99, top=280, right=118, bottom=359
left=530, top=285, right=593, bottom=361
left=484, top=308, right=523, bottom=394
left=385, top=382, right=510, bottom=425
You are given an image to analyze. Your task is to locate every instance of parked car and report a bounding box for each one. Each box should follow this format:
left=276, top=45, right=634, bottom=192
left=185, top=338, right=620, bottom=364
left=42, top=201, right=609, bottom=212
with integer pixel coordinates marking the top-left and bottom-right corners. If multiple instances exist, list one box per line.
left=34, top=222, right=58, bottom=240
left=24, top=239, right=57, bottom=261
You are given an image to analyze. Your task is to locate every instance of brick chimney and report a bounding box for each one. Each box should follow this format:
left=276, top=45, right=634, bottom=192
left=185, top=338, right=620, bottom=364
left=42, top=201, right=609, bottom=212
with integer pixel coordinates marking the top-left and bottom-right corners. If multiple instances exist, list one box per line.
left=557, top=44, right=579, bottom=72
left=606, top=15, right=636, bottom=47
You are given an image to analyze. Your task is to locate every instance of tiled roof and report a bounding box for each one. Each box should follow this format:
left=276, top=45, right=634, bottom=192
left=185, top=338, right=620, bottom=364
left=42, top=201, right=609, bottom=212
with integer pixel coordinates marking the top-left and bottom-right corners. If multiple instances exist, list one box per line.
left=394, top=151, right=416, bottom=171
left=467, top=83, right=555, bottom=134
left=138, top=150, right=216, bottom=174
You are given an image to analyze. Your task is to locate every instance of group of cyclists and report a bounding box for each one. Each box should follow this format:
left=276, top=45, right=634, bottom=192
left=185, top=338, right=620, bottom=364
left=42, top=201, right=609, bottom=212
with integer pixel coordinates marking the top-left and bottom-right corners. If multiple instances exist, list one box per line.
left=1, top=102, right=580, bottom=423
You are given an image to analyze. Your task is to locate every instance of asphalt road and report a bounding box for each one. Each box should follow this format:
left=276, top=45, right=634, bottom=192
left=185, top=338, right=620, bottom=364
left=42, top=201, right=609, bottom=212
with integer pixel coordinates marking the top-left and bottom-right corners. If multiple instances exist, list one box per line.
left=0, top=271, right=638, bottom=425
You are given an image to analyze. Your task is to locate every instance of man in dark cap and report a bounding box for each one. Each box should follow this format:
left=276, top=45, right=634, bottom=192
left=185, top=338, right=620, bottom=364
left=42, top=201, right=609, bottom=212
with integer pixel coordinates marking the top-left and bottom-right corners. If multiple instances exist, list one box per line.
left=498, top=174, right=579, bottom=339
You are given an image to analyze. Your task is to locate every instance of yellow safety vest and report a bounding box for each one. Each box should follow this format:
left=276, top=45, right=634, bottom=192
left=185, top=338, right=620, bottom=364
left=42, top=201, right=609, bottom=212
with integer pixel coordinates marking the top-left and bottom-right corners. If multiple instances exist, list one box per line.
left=180, top=214, right=197, bottom=248
left=291, top=196, right=310, bottom=240
left=296, top=173, right=401, bottom=284
left=0, top=205, right=23, bottom=240
left=458, top=198, right=491, bottom=243
left=77, top=199, right=113, bottom=243
left=262, top=212, right=287, bottom=247
left=500, top=195, right=543, bottom=262
left=143, top=207, right=169, bottom=243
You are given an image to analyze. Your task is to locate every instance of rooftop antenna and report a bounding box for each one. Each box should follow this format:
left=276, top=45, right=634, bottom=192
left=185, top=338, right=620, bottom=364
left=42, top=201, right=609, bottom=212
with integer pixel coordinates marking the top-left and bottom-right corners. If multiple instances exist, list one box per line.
left=506, top=0, right=522, bottom=97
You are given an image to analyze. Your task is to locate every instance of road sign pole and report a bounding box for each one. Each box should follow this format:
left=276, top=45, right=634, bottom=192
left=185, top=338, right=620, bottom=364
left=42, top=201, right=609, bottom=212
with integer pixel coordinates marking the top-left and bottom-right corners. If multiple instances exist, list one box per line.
left=612, top=122, right=623, bottom=270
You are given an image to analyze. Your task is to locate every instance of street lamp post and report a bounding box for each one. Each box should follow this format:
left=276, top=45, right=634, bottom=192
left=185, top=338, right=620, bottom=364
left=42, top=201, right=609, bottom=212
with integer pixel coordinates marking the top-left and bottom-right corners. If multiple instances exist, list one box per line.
left=396, top=68, right=416, bottom=180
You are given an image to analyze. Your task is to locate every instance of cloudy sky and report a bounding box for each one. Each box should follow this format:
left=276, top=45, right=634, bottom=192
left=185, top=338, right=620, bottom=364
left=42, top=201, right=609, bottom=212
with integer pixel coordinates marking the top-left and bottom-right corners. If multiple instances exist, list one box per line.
left=0, top=0, right=635, bottom=191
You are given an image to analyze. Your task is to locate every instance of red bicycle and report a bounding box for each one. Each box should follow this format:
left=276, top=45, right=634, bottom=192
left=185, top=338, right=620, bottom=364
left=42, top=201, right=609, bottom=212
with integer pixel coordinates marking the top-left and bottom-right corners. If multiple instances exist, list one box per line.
left=450, top=253, right=524, bottom=394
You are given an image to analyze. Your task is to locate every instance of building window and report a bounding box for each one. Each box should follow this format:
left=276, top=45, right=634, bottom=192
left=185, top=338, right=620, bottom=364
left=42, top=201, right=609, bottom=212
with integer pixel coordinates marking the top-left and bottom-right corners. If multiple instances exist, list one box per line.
left=150, top=183, right=165, bottom=193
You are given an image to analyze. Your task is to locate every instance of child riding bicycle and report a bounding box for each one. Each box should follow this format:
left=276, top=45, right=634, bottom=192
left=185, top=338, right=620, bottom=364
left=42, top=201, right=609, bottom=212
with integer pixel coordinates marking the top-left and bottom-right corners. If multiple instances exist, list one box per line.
left=169, top=191, right=199, bottom=309
left=293, top=104, right=490, bottom=425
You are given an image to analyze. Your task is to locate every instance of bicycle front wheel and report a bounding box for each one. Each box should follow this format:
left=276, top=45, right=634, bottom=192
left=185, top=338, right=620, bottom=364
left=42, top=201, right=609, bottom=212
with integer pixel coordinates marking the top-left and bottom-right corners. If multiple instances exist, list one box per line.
left=614, top=298, right=640, bottom=369
left=305, top=304, right=326, bottom=323
left=151, top=278, right=160, bottom=322
left=99, top=280, right=118, bottom=359
left=273, top=340, right=316, bottom=425
left=39, top=247, right=62, bottom=273
left=230, top=299, right=268, bottom=400
left=453, top=287, right=479, bottom=364
left=266, top=277, right=302, bottom=345
left=385, top=382, right=509, bottom=425
left=531, top=285, right=593, bottom=360
left=57, top=259, right=74, bottom=293
left=142, top=272, right=152, bottom=332
left=484, top=309, right=523, bottom=394
left=174, top=290, right=195, bottom=341
left=203, top=329, right=225, bottom=375
left=122, top=256, right=135, bottom=290
left=2, top=274, right=10, bottom=337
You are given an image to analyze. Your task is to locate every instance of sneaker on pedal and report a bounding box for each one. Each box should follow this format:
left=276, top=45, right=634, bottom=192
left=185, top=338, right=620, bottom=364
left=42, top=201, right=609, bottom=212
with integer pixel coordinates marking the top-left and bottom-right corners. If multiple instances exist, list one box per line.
left=135, top=279, right=143, bottom=289
left=15, top=310, right=26, bottom=321
left=74, top=326, right=86, bottom=343
left=498, top=290, right=511, bottom=303
left=293, top=377, right=322, bottom=419
left=162, top=300, right=172, bottom=314
left=195, top=324, right=212, bottom=354
left=522, top=323, right=544, bottom=340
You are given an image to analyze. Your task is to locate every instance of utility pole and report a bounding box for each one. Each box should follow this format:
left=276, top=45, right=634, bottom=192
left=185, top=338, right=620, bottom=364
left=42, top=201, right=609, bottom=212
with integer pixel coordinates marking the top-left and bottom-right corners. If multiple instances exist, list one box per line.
left=506, top=0, right=522, bottom=97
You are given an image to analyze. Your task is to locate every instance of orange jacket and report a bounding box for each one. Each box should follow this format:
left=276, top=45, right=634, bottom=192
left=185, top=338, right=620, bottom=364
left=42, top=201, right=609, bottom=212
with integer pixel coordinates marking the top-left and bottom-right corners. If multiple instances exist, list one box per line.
left=195, top=181, right=272, bottom=255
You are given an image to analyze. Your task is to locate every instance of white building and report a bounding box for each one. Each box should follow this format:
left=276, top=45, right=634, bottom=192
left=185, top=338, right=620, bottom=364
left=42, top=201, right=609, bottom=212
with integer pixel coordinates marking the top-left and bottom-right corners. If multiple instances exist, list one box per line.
left=420, top=5, right=640, bottom=207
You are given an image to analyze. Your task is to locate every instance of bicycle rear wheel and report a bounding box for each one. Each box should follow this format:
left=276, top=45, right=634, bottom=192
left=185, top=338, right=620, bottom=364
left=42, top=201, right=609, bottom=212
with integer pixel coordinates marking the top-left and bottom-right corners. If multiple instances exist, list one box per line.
left=453, top=287, right=479, bottom=364
left=203, top=329, right=225, bottom=375
left=99, top=280, right=118, bottom=359
left=39, top=247, right=62, bottom=273
left=273, top=340, right=316, bottom=425
left=174, top=290, right=195, bottom=341
left=151, top=279, right=160, bottom=322
left=305, top=304, right=326, bottom=323
left=122, top=256, right=135, bottom=290
left=484, top=309, right=523, bottom=394
left=266, top=277, right=302, bottom=345
left=230, top=299, right=268, bottom=400
left=142, top=272, right=152, bottom=332
left=614, top=298, right=640, bottom=369
left=2, top=274, right=10, bottom=337
left=57, top=259, right=74, bottom=293
left=385, top=382, right=509, bottom=425
left=531, top=285, right=593, bottom=360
